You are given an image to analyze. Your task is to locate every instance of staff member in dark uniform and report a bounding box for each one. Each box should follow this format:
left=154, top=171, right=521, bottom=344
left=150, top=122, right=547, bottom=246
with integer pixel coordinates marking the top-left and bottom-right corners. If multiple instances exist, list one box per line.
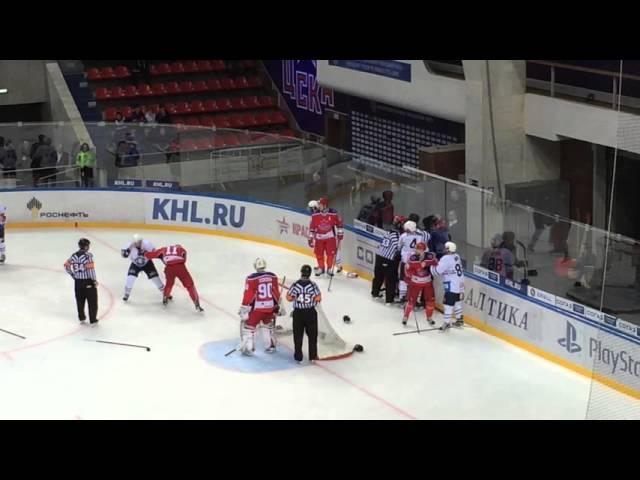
left=371, top=215, right=404, bottom=304
left=64, top=238, right=99, bottom=325
left=286, top=264, right=322, bottom=362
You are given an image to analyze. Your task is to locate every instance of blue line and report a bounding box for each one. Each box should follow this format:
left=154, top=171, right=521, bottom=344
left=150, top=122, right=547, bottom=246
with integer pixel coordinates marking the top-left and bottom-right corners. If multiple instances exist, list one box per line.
left=466, top=271, right=640, bottom=346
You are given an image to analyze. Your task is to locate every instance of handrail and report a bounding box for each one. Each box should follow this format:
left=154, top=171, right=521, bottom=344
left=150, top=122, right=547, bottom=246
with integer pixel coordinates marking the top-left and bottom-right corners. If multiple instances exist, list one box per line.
left=528, top=60, right=640, bottom=82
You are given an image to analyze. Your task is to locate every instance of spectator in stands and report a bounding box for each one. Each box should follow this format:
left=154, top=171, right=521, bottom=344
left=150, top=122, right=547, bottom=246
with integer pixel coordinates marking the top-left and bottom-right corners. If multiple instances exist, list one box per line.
left=427, top=215, right=451, bottom=259
left=30, top=134, right=46, bottom=186
left=528, top=210, right=554, bottom=253
left=124, top=140, right=140, bottom=167
left=128, top=106, right=146, bottom=123
left=76, top=143, right=96, bottom=187
left=378, top=190, right=395, bottom=230
left=2, top=139, right=17, bottom=179
left=482, top=233, right=515, bottom=280
left=115, top=112, right=125, bottom=125
left=144, top=109, right=156, bottom=124
left=156, top=106, right=170, bottom=125
left=36, top=138, right=58, bottom=187
left=114, top=141, right=128, bottom=168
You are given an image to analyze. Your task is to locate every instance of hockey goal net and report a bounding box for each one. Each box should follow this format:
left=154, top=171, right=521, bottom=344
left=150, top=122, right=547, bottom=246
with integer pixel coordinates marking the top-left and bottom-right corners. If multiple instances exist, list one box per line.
left=274, top=303, right=355, bottom=361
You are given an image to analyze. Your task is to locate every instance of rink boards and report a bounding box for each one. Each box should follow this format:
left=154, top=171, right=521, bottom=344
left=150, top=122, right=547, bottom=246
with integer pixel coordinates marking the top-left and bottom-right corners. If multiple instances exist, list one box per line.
left=2, top=188, right=640, bottom=400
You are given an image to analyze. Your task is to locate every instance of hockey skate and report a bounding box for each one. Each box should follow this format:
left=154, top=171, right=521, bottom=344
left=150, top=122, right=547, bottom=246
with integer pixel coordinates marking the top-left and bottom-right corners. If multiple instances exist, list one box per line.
left=427, top=317, right=436, bottom=326
left=265, top=344, right=276, bottom=354
left=336, top=265, right=343, bottom=274
left=195, top=303, right=204, bottom=312
left=314, top=267, right=324, bottom=277
left=454, top=318, right=464, bottom=328
left=162, top=296, right=169, bottom=306
left=123, top=294, right=129, bottom=302
left=0, top=254, right=5, bottom=264
left=439, top=322, right=451, bottom=333
left=402, top=317, right=408, bottom=326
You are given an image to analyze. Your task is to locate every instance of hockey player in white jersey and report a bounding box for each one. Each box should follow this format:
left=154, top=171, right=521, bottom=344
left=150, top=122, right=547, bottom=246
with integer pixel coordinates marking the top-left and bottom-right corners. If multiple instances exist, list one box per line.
left=121, top=234, right=165, bottom=301
left=397, top=220, right=430, bottom=302
left=430, top=241, right=465, bottom=332
left=0, top=205, right=6, bottom=264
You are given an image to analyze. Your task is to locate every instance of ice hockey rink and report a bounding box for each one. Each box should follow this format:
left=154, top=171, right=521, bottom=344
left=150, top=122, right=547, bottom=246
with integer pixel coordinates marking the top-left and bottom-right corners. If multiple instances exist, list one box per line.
left=1, top=227, right=637, bottom=420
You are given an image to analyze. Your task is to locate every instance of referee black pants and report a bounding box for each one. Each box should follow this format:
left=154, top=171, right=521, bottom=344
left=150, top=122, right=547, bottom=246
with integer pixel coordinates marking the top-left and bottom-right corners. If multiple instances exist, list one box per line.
left=292, top=308, right=318, bottom=361
left=75, top=279, right=98, bottom=323
left=371, top=254, right=399, bottom=303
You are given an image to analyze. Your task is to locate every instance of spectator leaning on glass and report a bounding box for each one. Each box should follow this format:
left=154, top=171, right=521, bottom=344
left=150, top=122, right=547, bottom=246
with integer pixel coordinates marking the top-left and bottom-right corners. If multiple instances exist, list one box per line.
left=3, top=139, right=17, bottom=179
left=76, top=143, right=95, bottom=188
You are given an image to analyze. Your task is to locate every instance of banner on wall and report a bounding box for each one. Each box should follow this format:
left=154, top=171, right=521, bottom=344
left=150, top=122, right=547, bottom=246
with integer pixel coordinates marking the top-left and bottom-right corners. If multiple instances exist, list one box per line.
left=328, top=60, right=412, bottom=82
left=263, top=60, right=335, bottom=136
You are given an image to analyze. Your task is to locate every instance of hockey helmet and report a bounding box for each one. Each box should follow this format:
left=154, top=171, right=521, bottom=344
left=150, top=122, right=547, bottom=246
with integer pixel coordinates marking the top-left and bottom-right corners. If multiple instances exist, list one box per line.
left=393, top=215, right=407, bottom=229
left=307, top=200, right=319, bottom=211
left=404, top=220, right=417, bottom=233
left=254, top=257, right=267, bottom=271
left=490, top=233, right=503, bottom=249
left=408, top=213, right=420, bottom=223
left=318, top=197, right=329, bottom=208
left=415, top=242, right=427, bottom=252
left=78, top=238, right=91, bottom=250
left=132, top=233, right=143, bottom=245
left=445, top=241, right=457, bottom=253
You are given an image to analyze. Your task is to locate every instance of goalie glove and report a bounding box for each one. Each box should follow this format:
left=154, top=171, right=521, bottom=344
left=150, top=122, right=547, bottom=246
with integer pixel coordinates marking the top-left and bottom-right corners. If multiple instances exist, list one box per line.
left=121, top=248, right=130, bottom=258
left=238, top=305, right=251, bottom=321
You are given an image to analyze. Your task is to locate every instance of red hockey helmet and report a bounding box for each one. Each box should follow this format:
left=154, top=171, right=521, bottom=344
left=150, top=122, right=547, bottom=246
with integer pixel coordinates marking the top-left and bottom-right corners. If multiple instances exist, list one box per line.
left=318, top=197, right=329, bottom=208
left=415, top=242, right=427, bottom=252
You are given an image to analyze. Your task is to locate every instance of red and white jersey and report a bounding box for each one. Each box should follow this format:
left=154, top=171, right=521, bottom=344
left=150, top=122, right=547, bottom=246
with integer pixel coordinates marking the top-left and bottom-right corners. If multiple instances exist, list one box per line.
left=145, top=245, right=187, bottom=266
left=0, top=205, right=6, bottom=226
left=242, top=271, right=280, bottom=312
left=404, top=252, right=438, bottom=285
left=309, top=210, right=343, bottom=241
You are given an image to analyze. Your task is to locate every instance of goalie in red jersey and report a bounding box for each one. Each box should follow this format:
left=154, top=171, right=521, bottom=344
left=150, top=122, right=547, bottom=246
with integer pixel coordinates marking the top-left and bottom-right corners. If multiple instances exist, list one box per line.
left=308, top=197, right=344, bottom=277
left=237, top=258, right=285, bottom=355
left=144, top=244, right=204, bottom=312
left=402, top=242, right=438, bottom=327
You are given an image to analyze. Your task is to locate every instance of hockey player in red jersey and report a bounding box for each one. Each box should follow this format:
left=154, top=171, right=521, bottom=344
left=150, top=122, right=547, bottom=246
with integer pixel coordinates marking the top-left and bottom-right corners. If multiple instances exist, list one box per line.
left=237, top=258, right=285, bottom=355
left=402, top=242, right=438, bottom=327
left=308, top=197, right=344, bottom=277
left=144, top=244, right=204, bottom=312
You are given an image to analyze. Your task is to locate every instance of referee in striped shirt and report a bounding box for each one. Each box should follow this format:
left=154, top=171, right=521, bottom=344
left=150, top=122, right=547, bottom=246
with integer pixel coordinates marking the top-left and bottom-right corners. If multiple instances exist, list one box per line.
left=286, top=264, right=322, bottom=362
left=371, top=215, right=404, bottom=304
left=64, top=238, right=99, bottom=325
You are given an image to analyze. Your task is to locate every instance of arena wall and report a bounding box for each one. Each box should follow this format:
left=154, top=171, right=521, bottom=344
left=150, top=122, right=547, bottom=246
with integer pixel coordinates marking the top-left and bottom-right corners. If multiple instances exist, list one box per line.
left=3, top=188, right=639, bottom=399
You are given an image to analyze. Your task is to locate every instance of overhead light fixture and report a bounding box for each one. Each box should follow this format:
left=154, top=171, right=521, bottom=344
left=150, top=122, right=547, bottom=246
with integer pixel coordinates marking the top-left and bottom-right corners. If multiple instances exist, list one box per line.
left=0, top=89, right=7, bottom=94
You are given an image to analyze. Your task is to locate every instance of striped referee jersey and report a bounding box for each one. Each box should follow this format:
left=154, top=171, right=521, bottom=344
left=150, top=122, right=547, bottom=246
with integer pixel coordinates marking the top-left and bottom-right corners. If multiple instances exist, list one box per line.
left=287, top=280, right=321, bottom=309
left=376, top=230, right=400, bottom=260
left=64, top=250, right=97, bottom=281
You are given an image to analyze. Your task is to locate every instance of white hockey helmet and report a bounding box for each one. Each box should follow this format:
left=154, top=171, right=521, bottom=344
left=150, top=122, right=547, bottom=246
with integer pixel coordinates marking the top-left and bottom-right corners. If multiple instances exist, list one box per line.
left=254, top=257, right=267, bottom=271
left=490, top=233, right=503, bottom=249
left=445, top=241, right=457, bottom=253
left=308, top=200, right=319, bottom=210
left=132, top=233, right=142, bottom=245
left=404, top=220, right=417, bottom=233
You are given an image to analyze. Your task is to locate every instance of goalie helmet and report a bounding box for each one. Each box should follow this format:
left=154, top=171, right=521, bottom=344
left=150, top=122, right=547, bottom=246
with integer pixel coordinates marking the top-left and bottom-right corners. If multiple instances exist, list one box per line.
left=254, top=257, right=267, bottom=271
left=445, top=241, right=457, bottom=253
left=404, top=220, right=417, bottom=233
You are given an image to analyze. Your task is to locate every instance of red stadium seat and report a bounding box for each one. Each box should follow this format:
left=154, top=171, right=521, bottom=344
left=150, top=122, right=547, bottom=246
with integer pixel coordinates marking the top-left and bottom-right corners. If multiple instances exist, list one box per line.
left=247, top=76, right=263, bottom=88
left=224, top=134, right=240, bottom=147
left=258, top=95, right=275, bottom=107
left=87, top=68, right=102, bottom=81
left=230, top=97, right=246, bottom=110
left=185, top=116, right=201, bottom=127
left=192, top=80, right=208, bottom=93
left=123, top=85, right=139, bottom=98
left=206, top=78, right=222, bottom=91
left=151, top=63, right=171, bottom=76
left=213, top=115, right=231, bottom=128
left=197, top=60, right=212, bottom=72
left=179, top=81, right=194, bottom=93
left=190, top=100, right=204, bottom=113
left=103, top=107, right=117, bottom=121
left=175, top=101, right=191, bottom=114
left=165, top=82, right=181, bottom=94
left=164, top=103, right=178, bottom=115
left=213, top=136, right=227, bottom=148
left=199, top=115, right=215, bottom=128
left=203, top=99, right=219, bottom=112
left=279, top=128, right=296, bottom=138
left=220, top=77, right=236, bottom=90
left=144, top=104, right=160, bottom=114
left=269, top=111, right=288, bottom=125
left=241, top=113, right=257, bottom=127
left=137, top=84, right=154, bottom=97
left=180, top=138, right=198, bottom=151
left=114, top=65, right=130, bottom=78
left=254, top=112, right=271, bottom=126
left=211, top=60, right=226, bottom=71
left=229, top=114, right=245, bottom=128
left=101, top=67, right=117, bottom=79
left=170, top=62, right=185, bottom=74
left=182, top=61, right=198, bottom=73
left=217, top=98, right=232, bottom=111
left=110, top=86, right=126, bottom=99
left=195, top=137, right=213, bottom=150
left=151, top=83, right=167, bottom=96
left=94, top=87, right=110, bottom=100
left=243, top=96, right=260, bottom=108
left=235, top=76, right=250, bottom=89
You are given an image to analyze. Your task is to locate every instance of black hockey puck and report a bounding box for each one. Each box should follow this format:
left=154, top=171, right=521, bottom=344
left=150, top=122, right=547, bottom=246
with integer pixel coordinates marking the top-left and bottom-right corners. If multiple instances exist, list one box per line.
left=343, top=315, right=351, bottom=323
left=354, top=344, right=364, bottom=353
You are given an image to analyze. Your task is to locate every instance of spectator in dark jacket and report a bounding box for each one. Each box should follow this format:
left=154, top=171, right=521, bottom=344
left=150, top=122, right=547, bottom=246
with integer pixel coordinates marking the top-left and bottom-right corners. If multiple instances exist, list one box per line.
left=426, top=215, right=451, bottom=259
left=30, top=134, right=47, bottom=186
left=128, top=106, right=146, bottom=123
left=156, top=106, right=170, bottom=124
left=35, top=137, right=57, bottom=187
left=114, top=141, right=128, bottom=167
left=3, top=139, right=17, bottom=178
left=378, top=190, right=395, bottom=230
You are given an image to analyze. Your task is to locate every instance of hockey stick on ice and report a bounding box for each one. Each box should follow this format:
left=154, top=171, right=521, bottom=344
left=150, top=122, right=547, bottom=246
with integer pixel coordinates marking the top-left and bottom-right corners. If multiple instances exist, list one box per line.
left=328, top=240, right=341, bottom=292
left=0, top=327, right=26, bottom=340
left=392, top=327, right=440, bottom=336
left=413, top=310, right=421, bottom=334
